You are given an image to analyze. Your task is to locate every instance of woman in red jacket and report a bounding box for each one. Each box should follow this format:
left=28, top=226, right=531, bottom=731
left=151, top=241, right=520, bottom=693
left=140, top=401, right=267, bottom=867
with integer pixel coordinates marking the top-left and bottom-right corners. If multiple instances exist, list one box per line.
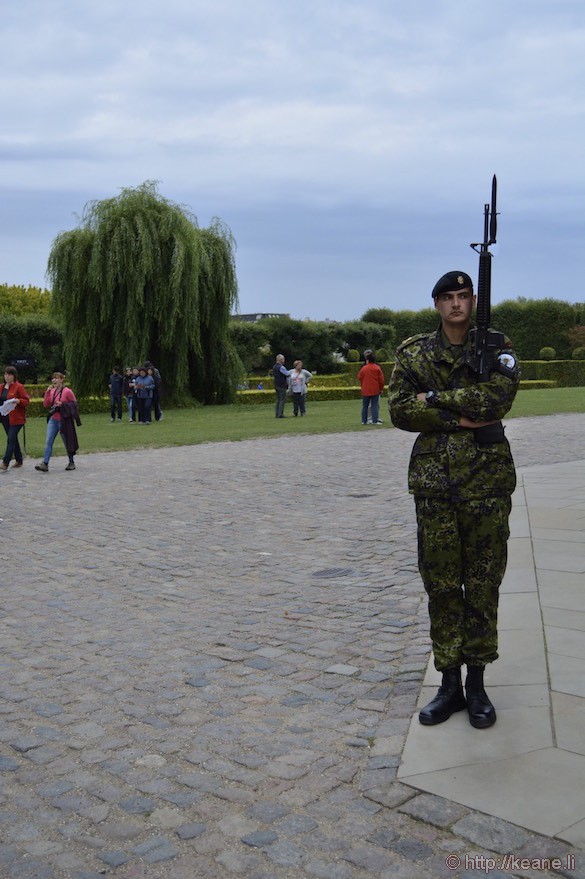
left=0, top=366, right=30, bottom=470
left=357, top=350, right=385, bottom=425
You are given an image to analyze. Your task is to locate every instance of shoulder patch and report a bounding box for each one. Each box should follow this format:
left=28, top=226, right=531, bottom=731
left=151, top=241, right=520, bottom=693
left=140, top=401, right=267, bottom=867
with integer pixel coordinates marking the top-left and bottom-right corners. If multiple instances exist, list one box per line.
left=498, top=352, right=516, bottom=370
left=396, top=333, right=430, bottom=353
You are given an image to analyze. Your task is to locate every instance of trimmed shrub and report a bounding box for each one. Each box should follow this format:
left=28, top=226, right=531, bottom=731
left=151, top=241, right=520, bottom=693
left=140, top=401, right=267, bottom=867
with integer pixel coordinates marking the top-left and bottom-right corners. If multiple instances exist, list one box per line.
left=376, top=348, right=389, bottom=361
left=572, top=347, right=585, bottom=360
left=509, top=360, right=585, bottom=386
left=519, top=380, right=557, bottom=390
left=25, top=395, right=112, bottom=418
left=236, top=380, right=556, bottom=403
left=539, top=347, right=556, bottom=361
left=237, top=386, right=389, bottom=404
left=346, top=349, right=360, bottom=362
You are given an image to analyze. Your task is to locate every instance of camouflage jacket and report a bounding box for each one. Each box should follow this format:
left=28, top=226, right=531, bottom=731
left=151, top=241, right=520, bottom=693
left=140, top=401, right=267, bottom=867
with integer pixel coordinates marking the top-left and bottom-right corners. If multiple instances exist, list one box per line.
left=388, top=327, right=520, bottom=500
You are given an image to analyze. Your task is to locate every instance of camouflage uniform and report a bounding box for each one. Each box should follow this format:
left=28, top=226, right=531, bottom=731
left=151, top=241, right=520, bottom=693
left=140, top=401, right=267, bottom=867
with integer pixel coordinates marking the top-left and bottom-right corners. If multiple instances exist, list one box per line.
left=388, top=327, right=519, bottom=671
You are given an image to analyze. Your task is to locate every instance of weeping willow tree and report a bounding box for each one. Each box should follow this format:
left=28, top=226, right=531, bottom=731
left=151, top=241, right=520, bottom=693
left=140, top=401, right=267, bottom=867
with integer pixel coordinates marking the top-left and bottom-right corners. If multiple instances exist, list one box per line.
left=47, top=182, right=241, bottom=402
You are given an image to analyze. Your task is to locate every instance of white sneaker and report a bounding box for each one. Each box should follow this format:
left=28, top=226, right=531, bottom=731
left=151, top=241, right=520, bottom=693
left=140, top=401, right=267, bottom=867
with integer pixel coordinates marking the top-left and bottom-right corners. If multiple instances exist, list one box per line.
left=375, top=420, right=384, bottom=424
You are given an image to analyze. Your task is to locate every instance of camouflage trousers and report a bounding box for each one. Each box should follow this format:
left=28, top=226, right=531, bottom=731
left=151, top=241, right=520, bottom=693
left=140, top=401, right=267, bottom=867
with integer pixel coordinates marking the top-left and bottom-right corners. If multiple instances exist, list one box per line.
left=414, top=495, right=512, bottom=671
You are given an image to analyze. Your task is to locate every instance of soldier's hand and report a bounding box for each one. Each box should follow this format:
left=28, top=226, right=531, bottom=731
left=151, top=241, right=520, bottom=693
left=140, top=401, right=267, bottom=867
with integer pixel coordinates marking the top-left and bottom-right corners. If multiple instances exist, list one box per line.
left=459, top=415, right=500, bottom=429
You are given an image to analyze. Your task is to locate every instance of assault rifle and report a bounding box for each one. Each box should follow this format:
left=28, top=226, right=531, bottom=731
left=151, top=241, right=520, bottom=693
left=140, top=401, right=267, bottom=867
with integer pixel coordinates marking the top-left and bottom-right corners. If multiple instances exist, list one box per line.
left=467, top=175, right=510, bottom=444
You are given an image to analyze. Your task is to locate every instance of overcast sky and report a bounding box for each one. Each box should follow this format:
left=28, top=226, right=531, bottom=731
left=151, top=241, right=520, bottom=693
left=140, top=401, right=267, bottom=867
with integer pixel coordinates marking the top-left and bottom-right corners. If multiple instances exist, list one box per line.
left=1, top=0, right=584, bottom=320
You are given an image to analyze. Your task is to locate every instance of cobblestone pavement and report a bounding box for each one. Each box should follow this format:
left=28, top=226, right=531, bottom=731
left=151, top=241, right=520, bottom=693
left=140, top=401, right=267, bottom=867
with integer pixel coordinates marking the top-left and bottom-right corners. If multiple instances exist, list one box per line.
left=1, top=413, right=584, bottom=879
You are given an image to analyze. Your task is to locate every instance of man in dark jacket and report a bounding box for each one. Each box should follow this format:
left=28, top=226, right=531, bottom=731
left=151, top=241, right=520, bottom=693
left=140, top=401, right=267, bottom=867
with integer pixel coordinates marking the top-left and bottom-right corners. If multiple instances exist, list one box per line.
left=273, top=354, right=289, bottom=418
left=108, top=366, right=124, bottom=422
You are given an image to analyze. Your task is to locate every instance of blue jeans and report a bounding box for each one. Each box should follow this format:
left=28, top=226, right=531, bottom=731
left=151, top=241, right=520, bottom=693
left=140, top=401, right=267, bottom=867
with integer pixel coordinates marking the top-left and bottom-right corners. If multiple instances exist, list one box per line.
left=110, top=394, right=123, bottom=419
left=43, top=416, right=65, bottom=463
left=362, top=395, right=380, bottom=424
left=126, top=395, right=135, bottom=420
left=2, top=421, right=23, bottom=464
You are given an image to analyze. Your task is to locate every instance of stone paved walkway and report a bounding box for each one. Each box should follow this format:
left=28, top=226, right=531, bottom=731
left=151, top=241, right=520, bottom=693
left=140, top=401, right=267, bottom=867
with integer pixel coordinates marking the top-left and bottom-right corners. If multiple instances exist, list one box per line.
left=0, top=413, right=584, bottom=879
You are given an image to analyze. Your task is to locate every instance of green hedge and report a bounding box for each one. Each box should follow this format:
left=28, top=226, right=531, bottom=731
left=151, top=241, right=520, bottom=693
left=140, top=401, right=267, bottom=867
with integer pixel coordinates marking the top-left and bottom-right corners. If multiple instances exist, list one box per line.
left=237, top=378, right=559, bottom=404
left=23, top=384, right=51, bottom=398
left=24, top=396, right=112, bottom=418
left=245, top=372, right=356, bottom=389
left=21, top=359, right=585, bottom=414
left=519, top=380, right=557, bottom=390
left=518, top=360, right=585, bottom=387
left=237, top=386, right=388, bottom=404
left=339, top=360, right=585, bottom=387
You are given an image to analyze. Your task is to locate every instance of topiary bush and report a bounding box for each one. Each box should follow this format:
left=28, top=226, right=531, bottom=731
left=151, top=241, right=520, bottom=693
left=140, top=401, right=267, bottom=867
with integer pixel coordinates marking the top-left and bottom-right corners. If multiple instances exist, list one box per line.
left=346, top=349, right=360, bottom=362
left=539, top=347, right=556, bottom=361
left=572, top=347, right=585, bottom=360
left=376, top=348, right=389, bottom=361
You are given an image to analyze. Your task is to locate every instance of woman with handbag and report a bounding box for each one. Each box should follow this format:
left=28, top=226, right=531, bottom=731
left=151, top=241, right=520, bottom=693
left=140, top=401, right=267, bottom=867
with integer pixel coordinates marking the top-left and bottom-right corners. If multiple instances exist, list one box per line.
left=35, top=372, right=79, bottom=472
left=0, top=366, right=30, bottom=470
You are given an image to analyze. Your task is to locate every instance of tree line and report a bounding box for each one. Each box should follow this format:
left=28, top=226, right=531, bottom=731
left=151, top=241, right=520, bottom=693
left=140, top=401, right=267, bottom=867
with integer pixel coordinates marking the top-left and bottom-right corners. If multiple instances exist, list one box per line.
left=2, top=296, right=583, bottom=390
left=0, top=178, right=583, bottom=399
left=361, top=299, right=584, bottom=362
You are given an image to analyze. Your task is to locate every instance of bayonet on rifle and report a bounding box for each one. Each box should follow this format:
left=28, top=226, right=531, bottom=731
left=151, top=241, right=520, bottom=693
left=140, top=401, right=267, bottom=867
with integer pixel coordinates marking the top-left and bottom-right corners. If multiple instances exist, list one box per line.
left=468, top=175, right=508, bottom=444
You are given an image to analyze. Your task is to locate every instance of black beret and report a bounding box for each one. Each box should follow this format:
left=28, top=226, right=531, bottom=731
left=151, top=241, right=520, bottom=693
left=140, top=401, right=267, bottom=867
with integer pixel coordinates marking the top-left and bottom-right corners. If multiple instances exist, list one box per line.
left=432, top=271, right=474, bottom=299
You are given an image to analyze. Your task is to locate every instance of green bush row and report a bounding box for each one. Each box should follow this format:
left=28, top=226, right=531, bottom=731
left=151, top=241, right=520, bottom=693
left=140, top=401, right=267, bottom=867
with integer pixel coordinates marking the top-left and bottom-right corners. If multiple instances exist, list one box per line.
left=246, top=372, right=357, bottom=389
left=237, top=386, right=374, bottom=404
left=517, top=360, right=585, bottom=387
left=19, top=376, right=564, bottom=417
left=22, top=397, right=112, bottom=418
left=519, top=380, right=557, bottom=389
left=20, top=359, right=583, bottom=415
left=332, top=360, right=585, bottom=388
left=236, top=378, right=560, bottom=405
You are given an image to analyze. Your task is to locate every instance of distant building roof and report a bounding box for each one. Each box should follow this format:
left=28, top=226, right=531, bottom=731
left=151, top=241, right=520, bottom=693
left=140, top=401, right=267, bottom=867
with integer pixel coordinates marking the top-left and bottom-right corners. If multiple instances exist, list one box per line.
left=231, top=313, right=290, bottom=323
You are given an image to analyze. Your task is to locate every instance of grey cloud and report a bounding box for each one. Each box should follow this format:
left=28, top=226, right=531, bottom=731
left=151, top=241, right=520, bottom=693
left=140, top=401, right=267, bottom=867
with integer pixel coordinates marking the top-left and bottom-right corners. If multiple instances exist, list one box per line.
left=0, top=0, right=584, bottom=315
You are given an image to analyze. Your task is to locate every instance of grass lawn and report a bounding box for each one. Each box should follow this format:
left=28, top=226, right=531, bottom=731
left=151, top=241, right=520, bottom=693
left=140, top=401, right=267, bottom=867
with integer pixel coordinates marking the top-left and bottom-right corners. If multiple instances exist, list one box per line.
left=19, top=387, right=585, bottom=458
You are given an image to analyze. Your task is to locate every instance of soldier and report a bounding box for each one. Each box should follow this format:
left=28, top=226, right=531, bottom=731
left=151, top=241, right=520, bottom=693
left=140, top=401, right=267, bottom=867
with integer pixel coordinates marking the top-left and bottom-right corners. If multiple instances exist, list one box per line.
left=388, top=270, right=519, bottom=729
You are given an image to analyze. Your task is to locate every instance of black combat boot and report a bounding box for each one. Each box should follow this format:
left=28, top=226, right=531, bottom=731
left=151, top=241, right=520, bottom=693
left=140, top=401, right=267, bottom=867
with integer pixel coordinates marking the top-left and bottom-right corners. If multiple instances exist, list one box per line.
left=465, top=665, right=496, bottom=729
left=418, top=667, right=467, bottom=725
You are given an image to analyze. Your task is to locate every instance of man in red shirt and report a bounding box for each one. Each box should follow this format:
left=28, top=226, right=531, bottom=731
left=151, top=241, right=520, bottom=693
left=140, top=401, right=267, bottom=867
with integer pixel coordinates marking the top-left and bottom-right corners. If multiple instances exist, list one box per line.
left=357, top=350, right=385, bottom=425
